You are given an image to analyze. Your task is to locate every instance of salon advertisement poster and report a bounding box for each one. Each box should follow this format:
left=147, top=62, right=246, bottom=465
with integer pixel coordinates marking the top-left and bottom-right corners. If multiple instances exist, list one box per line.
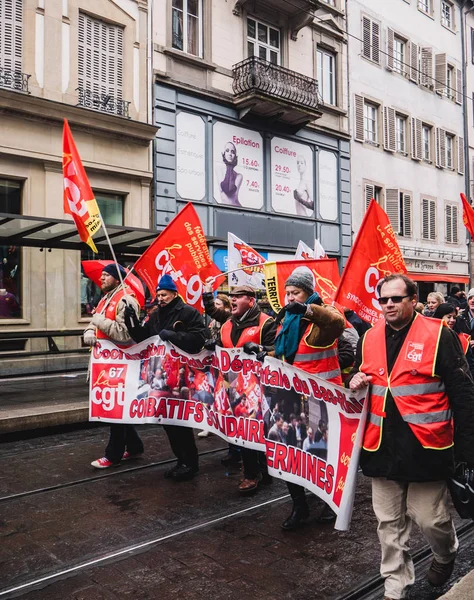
left=271, top=137, right=314, bottom=218
left=213, top=122, right=264, bottom=209
left=176, top=112, right=206, bottom=201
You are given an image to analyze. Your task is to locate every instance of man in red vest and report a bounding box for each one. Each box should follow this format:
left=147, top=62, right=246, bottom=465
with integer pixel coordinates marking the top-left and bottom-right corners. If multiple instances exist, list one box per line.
left=211, top=284, right=277, bottom=493
left=84, top=263, right=144, bottom=469
left=349, top=274, right=474, bottom=600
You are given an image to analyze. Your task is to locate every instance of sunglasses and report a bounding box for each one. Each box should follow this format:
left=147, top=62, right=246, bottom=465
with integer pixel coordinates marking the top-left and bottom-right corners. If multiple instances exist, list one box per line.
left=378, top=294, right=412, bottom=305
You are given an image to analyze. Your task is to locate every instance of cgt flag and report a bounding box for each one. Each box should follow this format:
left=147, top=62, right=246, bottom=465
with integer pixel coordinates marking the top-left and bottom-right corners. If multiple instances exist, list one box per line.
left=294, top=240, right=314, bottom=260
left=264, top=259, right=340, bottom=312
left=133, top=203, right=222, bottom=312
left=334, top=199, right=407, bottom=325
left=461, top=193, right=474, bottom=238
left=228, top=232, right=266, bottom=289
left=62, top=119, right=102, bottom=252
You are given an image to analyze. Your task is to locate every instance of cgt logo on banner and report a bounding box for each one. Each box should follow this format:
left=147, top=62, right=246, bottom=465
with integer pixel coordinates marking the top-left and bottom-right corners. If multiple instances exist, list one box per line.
left=89, top=339, right=367, bottom=531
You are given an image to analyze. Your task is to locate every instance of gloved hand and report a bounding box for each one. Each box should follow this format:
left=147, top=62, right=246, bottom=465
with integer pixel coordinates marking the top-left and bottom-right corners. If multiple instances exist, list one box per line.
left=243, top=342, right=262, bottom=355
left=256, top=349, right=267, bottom=362
left=124, top=305, right=140, bottom=331
left=203, top=277, right=214, bottom=294
left=91, top=313, right=106, bottom=328
left=285, top=302, right=307, bottom=315
left=204, top=339, right=216, bottom=351
left=83, top=330, right=97, bottom=347
left=159, top=329, right=173, bottom=341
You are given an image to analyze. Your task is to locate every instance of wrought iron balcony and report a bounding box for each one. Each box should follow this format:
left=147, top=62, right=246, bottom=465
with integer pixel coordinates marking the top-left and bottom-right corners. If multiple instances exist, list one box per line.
left=76, top=87, right=131, bottom=119
left=232, top=57, right=322, bottom=128
left=0, top=68, right=30, bottom=93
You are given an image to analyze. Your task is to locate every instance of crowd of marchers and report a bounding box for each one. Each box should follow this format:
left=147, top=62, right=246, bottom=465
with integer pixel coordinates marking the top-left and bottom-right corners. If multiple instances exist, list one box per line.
left=83, top=264, right=474, bottom=600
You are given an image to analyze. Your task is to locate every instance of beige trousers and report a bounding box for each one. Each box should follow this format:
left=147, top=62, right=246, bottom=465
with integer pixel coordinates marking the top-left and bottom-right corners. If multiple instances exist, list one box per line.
left=371, top=478, right=458, bottom=600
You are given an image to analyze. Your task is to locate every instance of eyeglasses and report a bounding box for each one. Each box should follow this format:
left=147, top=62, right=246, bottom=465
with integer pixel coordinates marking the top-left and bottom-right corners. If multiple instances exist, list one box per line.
left=378, top=295, right=412, bottom=305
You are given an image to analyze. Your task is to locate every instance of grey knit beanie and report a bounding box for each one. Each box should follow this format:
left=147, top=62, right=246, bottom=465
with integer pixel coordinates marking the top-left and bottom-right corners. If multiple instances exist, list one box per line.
left=285, top=268, right=314, bottom=296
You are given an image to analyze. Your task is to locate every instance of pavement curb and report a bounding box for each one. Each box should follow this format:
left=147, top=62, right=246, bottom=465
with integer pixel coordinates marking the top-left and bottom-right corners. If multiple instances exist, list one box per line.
left=438, top=570, right=474, bottom=599
left=0, top=404, right=89, bottom=434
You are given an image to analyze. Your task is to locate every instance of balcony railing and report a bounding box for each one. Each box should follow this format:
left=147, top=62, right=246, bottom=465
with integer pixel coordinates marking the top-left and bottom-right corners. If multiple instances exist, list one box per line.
left=76, top=87, right=131, bottom=119
left=0, top=68, right=30, bottom=93
left=232, top=57, right=320, bottom=111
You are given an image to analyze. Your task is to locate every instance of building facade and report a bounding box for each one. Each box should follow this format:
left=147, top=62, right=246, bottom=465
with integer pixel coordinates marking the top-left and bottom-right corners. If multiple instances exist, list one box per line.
left=348, top=0, right=469, bottom=299
left=0, top=0, right=156, bottom=372
left=153, top=0, right=351, bottom=275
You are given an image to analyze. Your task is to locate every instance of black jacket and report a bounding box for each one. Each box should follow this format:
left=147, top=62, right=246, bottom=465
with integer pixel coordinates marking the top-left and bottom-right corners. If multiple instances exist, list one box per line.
left=348, top=319, right=474, bottom=482
left=454, top=311, right=474, bottom=378
left=128, top=296, right=206, bottom=354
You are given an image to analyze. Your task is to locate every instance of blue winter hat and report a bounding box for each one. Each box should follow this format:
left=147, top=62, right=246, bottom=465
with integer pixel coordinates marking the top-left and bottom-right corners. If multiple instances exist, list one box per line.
left=157, top=274, right=178, bottom=293
left=102, top=263, right=127, bottom=281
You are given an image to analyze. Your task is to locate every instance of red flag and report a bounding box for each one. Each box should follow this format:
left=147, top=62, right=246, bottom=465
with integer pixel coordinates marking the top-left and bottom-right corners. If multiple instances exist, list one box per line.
left=62, top=120, right=102, bottom=252
left=334, top=200, right=407, bottom=325
left=264, top=259, right=340, bottom=312
left=133, top=203, right=222, bottom=312
left=461, top=193, right=474, bottom=238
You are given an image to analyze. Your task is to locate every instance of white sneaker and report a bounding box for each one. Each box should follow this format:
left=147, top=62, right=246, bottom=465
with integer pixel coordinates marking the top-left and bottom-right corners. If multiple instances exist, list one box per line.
left=197, top=430, right=210, bottom=438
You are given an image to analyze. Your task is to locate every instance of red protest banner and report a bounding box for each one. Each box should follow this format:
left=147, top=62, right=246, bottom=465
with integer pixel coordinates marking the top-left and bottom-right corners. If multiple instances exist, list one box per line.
left=461, top=193, right=474, bottom=238
left=264, top=259, right=340, bottom=312
left=62, top=119, right=102, bottom=252
left=133, top=203, right=222, bottom=311
left=334, top=199, right=407, bottom=325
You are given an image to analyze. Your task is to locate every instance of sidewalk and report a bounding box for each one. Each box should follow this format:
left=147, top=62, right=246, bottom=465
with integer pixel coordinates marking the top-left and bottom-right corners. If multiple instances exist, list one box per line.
left=0, top=371, right=88, bottom=434
left=438, top=570, right=474, bottom=599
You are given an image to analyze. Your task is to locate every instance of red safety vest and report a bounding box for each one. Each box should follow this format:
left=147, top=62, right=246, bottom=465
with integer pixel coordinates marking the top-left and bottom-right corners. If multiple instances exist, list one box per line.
left=291, top=322, right=342, bottom=385
left=220, top=313, right=271, bottom=348
left=458, top=332, right=470, bottom=355
left=360, top=314, right=453, bottom=452
left=94, top=286, right=136, bottom=342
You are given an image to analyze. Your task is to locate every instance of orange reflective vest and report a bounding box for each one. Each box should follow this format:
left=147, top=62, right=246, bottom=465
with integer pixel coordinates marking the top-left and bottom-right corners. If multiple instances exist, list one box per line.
left=220, top=312, right=271, bottom=348
left=291, top=322, right=342, bottom=385
left=458, top=332, right=470, bottom=355
left=94, top=286, right=136, bottom=342
left=361, top=314, right=453, bottom=452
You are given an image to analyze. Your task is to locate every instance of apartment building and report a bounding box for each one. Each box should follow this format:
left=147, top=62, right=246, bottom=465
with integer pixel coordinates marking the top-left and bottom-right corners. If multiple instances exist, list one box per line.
left=348, top=0, right=468, bottom=299
left=153, top=0, right=351, bottom=273
left=0, top=0, right=156, bottom=372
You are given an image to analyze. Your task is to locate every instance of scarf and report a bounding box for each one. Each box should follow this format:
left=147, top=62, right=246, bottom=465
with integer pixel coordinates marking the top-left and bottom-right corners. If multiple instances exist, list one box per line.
left=274, top=293, right=320, bottom=362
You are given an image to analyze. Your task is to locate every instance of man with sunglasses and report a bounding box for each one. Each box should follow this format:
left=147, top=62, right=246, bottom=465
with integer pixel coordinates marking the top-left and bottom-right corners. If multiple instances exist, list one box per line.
left=348, top=274, right=474, bottom=600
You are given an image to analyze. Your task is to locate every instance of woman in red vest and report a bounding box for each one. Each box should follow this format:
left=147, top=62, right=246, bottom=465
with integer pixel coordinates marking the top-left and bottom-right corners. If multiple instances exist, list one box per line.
left=274, top=268, right=345, bottom=530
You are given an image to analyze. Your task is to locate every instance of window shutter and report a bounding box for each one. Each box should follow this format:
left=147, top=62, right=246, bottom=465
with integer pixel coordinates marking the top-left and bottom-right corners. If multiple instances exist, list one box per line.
left=372, top=21, right=380, bottom=63
left=446, top=205, right=452, bottom=242
left=354, top=94, right=364, bottom=142
left=436, top=128, right=446, bottom=168
left=422, top=198, right=429, bottom=239
left=383, top=106, right=396, bottom=152
left=0, top=0, right=23, bottom=72
left=429, top=199, right=436, bottom=241
left=362, top=17, right=372, bottom=60
left=411, top=117, right=422, bottom=160
left=364, top=183, right=375, bottom=210
left=458, top=136, right=465, bottom=175
left=386, top=27, right=394, bottom=71
left=386, top=188, right=400, bottom=233
left=409, top=42, right=419, bottom=83
left=434, top=53, right=447, bottom=94
left=403, top=193, right=412, bottom=237
left=420, top=47, right=433, bottom=88
left=452, top=205, right=458, bottom=243
left=456, top=68, right=462, bottom=105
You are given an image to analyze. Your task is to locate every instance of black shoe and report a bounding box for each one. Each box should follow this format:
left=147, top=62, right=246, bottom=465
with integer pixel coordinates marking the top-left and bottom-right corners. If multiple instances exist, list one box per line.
left=172, top=465, right=199, bottom=481
left=281, top=504, right=310, bottom=531
left=221, top=455, right=242, bottom=468
left=315, top=506, right=337, bottom=523
left=427, top=557, right=456, bottom=587
left=164, top=463, right=181, bottom=479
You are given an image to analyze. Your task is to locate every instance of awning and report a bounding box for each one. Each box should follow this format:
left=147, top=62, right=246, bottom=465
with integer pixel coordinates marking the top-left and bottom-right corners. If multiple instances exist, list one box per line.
left=408, top=272, right=470, bottom=284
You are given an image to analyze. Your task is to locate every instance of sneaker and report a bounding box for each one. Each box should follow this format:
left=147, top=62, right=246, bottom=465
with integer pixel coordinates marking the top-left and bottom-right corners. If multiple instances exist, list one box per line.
left=197, top=430, right=210, bottom=438
left=172, top=465, right=199, bottom=481
left=427, top=557, right=456, bottom=587
left=122, top=451, right=144, bottom=461
left=91, top=457, right=120, bottom=469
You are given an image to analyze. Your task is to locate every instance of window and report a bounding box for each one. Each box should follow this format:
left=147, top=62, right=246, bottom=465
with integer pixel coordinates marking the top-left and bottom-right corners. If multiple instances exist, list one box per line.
left=396, top=115, right=406, bottom=153
left=446, top=134, right=454, bottom=169
left=362, top=16, right=380, bottom=64
left=0, top=0, right=23, bottom=74
left=446, top=64, right=454, bottom=100
left=364, top=102, right=378, bottom=143
left=78, top=13, right=124, bottom=102
left=317, top=48, right=336, bottom=106
left=418, top=0, right=431, bottom=14
left=393, top=36, right=405, bottom=75
left=441, top=1, right=453, bottom=30
left=172, top=0, right=203, bottom=57
left=95, top=192, right=124, bottom=226
left=364, top=182, right=383, bottom=209
left=386, top=189, right=412, bottom=237
left=445, top=204, right=458, bottom=243
left=422, top=197, right=436, bottom=240
left=0, top=178, right=21, bottom=319
left=422, top=125, right=431, bottom=161
left=471, top=28, right=474, bottom=64
left=247, top=18, right=280, bottom=65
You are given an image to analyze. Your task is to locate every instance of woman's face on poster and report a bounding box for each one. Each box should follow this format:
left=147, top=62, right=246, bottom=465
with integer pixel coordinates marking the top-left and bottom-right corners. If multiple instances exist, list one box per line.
left=223, top=143, right=236, bottom=163
left=296, top=156, right=306, bottom=173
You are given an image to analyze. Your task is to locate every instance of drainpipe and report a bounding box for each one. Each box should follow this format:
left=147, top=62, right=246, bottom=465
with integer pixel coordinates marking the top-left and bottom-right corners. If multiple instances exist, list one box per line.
left=148, top=0, right=155, bottom=229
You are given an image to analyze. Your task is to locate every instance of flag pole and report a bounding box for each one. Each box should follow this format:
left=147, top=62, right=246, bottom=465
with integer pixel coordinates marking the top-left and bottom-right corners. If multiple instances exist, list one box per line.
left=207, top=263, right=267, bottom=282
